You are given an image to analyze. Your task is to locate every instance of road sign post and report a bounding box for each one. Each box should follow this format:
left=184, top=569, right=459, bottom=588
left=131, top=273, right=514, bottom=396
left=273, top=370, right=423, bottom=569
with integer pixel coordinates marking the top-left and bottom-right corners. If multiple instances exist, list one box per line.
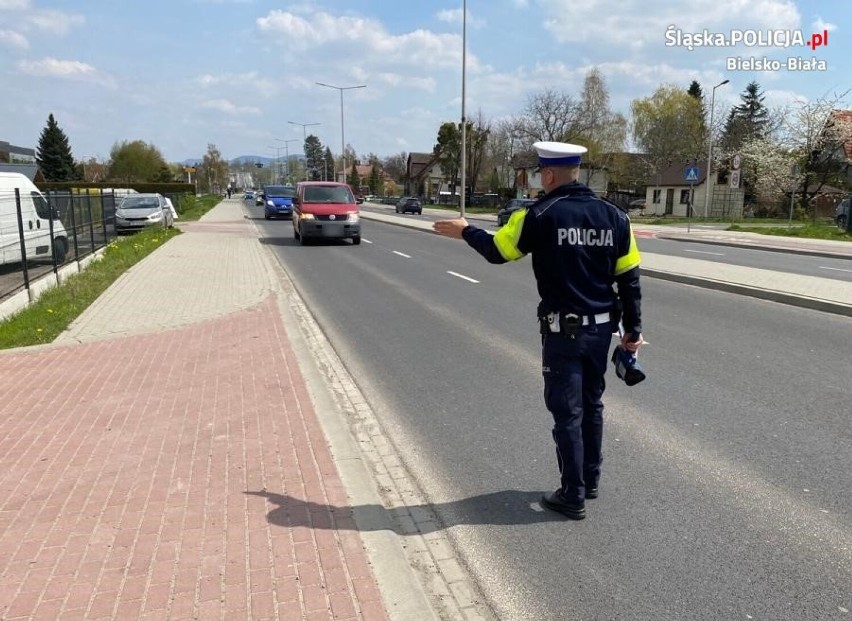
left=684, top=166, right=700, bottom=231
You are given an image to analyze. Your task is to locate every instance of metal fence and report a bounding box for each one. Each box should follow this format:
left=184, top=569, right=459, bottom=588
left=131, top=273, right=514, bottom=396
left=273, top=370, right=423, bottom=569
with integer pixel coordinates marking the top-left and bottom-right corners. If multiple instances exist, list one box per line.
left=0, top=189, right=119, bottom=303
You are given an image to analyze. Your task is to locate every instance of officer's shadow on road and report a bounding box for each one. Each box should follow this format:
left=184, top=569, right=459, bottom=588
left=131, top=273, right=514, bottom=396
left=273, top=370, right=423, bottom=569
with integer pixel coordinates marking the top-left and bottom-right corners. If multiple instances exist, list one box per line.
left=245, top=489, right=566, bottom=534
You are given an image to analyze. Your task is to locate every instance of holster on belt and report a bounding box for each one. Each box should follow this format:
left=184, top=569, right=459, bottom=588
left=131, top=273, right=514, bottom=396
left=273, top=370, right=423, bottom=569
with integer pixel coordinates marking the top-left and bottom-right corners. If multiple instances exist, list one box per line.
left=539, top=312, right=580, bottom=337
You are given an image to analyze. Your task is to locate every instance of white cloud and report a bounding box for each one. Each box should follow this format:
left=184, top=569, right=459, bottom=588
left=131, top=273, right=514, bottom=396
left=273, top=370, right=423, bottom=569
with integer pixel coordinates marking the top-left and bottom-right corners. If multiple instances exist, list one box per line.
left=202, top=99, right=261, bottom=115
left=436, top=8, right=486, bottom=28
left=17, top=57, right=114, bottom=87
left=0, top=0, right=29, bottom=9
left=811, top=17, right=837, bottom=32
left=196, top=71, right=276, bottom=92
left=373, top=72, right=437, bottom=92
left=540, top=0, right=800, bottom=46
left=257, top=10, right=469, bottom=70
left=0, top=29, right=28, bottom=50
left=25, top=9, right=85, bottom=35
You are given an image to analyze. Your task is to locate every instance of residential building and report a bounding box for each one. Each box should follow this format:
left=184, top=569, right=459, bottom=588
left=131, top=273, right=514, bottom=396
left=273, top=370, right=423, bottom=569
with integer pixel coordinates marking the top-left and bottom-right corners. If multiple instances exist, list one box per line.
left=643, top=162, right=744, bottom=218
left=0, top=140, right=36, bottom=165
left=511, top=150, right=609, bottom=198
left=405, top=152, right=446, bottom=199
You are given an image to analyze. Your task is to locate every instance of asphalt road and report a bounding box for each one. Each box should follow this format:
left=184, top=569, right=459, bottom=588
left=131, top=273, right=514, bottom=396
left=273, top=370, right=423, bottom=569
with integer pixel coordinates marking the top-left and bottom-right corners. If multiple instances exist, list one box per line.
left=360, top=203, right=852, bottom=282
left=254, top=207, right=852, bottom=621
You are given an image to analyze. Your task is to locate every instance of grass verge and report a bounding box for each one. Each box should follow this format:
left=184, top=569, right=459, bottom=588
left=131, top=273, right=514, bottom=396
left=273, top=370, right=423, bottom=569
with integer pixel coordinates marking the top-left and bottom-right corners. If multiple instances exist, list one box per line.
left=177, top=194, right=223, bottom=221
left=0, top=227, right=180, bottom=350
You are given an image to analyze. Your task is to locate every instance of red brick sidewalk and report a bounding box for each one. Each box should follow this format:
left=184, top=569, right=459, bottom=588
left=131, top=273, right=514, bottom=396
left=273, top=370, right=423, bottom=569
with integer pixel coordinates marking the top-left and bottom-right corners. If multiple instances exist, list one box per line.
left=0, top=296, right=389, bottom=621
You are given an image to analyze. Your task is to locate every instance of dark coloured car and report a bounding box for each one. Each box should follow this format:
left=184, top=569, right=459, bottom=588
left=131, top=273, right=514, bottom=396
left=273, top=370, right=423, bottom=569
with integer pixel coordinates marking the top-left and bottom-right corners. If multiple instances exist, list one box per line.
left=244, top=189, right=255, bottom=200
left=395, top=197, right=422, bottom=215
left=263, top=185, right=296, bottom=220
left=496, top=198, right=536, bottom=226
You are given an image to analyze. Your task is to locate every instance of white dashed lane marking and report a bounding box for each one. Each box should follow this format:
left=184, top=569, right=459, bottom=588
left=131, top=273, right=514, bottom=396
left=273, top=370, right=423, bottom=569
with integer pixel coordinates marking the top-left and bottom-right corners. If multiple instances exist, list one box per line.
left=684, top=249, right=725, bottom=256
left=392, top=250, right=412, bottom=258
left=447, top=271, right=479, bottom=283
left=819, top=266, right=852, bottom=273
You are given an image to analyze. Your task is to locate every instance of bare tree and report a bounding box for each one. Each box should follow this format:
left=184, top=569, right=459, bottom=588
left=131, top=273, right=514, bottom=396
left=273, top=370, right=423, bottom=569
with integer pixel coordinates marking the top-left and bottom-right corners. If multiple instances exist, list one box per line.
left=517, top=89, right=580, bottom=143
left=572, top=68, right=626, bottom=187
left=382, top=151, right=408, bottom=183
left=465, top=109, right=491, bottom=194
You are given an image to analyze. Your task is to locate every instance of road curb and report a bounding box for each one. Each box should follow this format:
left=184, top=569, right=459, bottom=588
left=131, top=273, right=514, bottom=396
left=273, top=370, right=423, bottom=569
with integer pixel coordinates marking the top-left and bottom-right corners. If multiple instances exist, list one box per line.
left=641, top=268, right=852, bottom=317
left=654, top=235, right=852, bottom=261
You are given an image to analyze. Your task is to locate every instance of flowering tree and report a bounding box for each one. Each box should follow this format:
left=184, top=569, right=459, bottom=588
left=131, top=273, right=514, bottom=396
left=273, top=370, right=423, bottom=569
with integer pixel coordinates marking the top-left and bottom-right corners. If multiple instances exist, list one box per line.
left=736, top=138, right=800, bottom=214
left=778, top=93, right=852, bottom=213
left=728, top=92, right=851, bottom=217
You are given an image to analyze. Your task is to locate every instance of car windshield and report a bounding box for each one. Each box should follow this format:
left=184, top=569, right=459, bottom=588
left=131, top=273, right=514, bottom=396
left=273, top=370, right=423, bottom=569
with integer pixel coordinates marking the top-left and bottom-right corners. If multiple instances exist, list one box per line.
left=303, top=186, right=355, bottom=204
left=265, top=185, right=295, bottom=197
left=121, top=197, right=160, bottom=209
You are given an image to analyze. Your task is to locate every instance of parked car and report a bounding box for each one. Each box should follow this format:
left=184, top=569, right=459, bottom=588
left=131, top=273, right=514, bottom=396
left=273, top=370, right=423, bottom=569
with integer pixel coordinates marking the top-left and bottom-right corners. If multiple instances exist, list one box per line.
left=395, top=197, right=422, bottom=215
left=255, top=190, right=265, bottom=206
left=0, top=172, right=69, bottom=265
left=115, top=193, right=174, bottom=234
left=292, top=182, right=360, bottom=245
left=836, top=196, right=850, bottom=231
left=628, top=198, right=646, bottom=211
left=263, top=185, right=296, bottom=220
left=244, top=189, right=255, bottom=200
left=496, top=198, right=536, bottom=226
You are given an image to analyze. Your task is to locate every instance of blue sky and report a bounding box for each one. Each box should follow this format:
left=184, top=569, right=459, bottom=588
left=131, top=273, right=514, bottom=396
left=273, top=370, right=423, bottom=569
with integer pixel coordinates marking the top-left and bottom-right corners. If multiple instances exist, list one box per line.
left=1, top=0, right=849, bottom=163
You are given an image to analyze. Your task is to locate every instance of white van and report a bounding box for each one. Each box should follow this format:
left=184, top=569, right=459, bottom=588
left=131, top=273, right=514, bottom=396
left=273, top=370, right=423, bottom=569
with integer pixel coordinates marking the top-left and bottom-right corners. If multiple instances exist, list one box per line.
left=0, top=172, right=69, bottom=265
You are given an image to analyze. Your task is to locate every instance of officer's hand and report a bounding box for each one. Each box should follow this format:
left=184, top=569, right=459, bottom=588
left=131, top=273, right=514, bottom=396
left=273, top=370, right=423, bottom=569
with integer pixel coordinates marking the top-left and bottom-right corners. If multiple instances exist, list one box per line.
left=433, top=218, right=469, bottom=239
left=621, top=332, right=645, bottom=353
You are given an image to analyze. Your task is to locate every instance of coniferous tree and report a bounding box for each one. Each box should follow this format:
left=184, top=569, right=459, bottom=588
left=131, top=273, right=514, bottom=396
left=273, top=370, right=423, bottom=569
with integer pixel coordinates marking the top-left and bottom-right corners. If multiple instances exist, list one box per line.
left=369, top=164, right=380, bottom=194
left=722, top=81, right=770, bottom=151
left=36, top=113, right=77, bottom=181
left=347, top=162, right=360, bottom=188
left=323, top=147, right=335, bottom=182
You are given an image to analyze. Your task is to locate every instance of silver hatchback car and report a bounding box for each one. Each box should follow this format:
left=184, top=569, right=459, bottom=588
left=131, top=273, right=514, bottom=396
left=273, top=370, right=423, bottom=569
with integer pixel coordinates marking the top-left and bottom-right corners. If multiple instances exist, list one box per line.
left=115, top=193, right=175, bottom=233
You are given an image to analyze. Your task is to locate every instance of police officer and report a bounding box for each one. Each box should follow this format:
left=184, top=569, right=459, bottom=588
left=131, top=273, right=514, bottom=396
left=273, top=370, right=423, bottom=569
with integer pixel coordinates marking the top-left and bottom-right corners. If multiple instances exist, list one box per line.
left=433, top=141, right=644, bottom=520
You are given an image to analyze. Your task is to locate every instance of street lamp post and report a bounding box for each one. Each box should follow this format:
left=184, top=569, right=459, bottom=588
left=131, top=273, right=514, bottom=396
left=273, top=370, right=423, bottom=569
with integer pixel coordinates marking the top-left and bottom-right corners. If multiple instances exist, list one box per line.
left=316, top=82, right=366, bottom=184
left=703, top=78, right=730, bottom=219
left=275, top=138, right=299, bottom=183
left=460, top=0, right=467, bottom=217
left=267, top=145, right=283, bottom=183
left=288, top=121, right=321, bottom=180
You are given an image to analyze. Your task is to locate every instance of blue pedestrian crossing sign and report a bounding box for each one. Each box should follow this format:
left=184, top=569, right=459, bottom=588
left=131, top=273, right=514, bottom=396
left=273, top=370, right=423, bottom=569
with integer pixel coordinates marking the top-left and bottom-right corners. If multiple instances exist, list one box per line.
left=684, top=166, right=700, bottom=183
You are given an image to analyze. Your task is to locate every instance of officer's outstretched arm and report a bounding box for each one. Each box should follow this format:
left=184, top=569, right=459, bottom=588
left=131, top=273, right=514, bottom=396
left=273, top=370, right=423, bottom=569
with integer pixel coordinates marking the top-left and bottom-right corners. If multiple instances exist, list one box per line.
left=460, top=207, right=530, bottom=264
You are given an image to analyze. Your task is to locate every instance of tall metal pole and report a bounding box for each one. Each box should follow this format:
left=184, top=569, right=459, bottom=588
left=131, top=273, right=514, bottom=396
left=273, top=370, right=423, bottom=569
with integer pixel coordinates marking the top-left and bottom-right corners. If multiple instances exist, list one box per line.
left=275, top=138, right=298, bottom=183
left=703, top=79, right=729, bottom=219
left=459, top=0, right=467, bottom=218
left=288, top=121, right=320, bottom=180
left=316, top=83, right=366, bottom=184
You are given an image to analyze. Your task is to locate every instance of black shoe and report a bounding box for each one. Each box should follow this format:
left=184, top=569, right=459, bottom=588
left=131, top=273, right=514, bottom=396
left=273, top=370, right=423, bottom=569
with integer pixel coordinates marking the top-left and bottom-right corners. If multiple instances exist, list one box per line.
left=541, top=490, right=586, bottom=520
left=585, top=486, right=599, bottom=500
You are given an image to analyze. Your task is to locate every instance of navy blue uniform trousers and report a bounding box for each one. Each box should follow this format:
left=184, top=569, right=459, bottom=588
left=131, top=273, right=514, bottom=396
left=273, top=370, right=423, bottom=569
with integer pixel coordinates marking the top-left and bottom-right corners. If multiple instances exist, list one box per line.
left=541, top=324, right=612, bottom=505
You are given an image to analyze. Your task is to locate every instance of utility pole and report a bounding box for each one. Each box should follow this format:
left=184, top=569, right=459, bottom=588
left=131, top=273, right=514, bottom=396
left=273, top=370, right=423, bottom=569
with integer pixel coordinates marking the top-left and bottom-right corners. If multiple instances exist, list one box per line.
left=288, top=121, right=321, bottom=181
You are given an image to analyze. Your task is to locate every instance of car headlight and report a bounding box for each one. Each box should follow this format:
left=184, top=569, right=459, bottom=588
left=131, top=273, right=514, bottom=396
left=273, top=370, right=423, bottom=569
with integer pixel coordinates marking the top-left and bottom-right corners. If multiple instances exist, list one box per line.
left=267, top=200, right=275, bottom=207
left=301, top=213, right=316, bottom=220
left=346, top=213, right=359, bottom=222
left=148, top=212, right=163, bottom=221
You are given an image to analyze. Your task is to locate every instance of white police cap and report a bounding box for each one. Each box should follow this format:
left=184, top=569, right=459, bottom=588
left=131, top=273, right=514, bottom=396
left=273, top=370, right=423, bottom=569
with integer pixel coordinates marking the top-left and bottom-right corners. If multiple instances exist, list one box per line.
left=533, top=141, right=587, bottom=167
